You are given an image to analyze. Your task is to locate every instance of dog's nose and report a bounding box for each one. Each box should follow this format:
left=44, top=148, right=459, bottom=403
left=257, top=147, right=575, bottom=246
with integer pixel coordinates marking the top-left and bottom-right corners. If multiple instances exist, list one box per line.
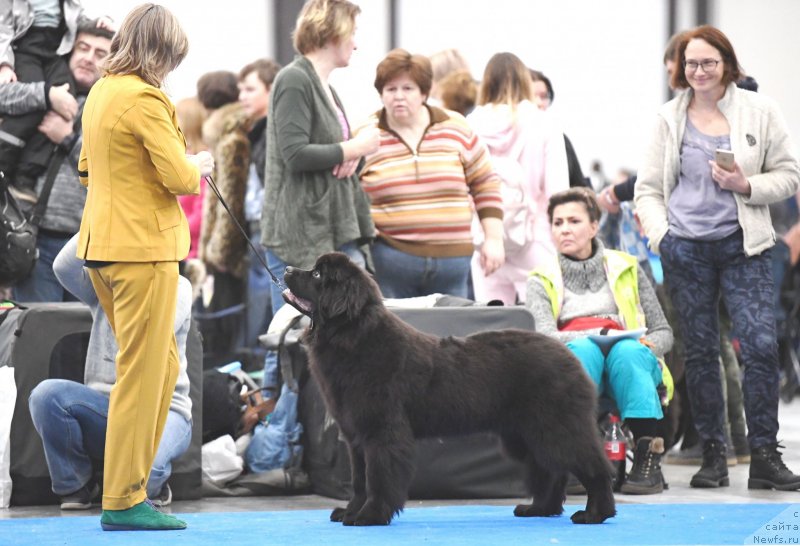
left=284, top=266, right=295, bottom=277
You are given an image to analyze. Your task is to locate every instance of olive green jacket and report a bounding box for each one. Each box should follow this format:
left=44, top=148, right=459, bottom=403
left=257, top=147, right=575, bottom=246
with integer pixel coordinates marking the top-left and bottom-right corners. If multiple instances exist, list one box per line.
left=260, top=56, right=374, bottom=268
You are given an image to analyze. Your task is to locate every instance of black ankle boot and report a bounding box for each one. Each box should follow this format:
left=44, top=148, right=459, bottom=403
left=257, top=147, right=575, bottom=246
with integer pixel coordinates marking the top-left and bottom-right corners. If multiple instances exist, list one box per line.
left=690, top=440, right=729, bottom=488
left=748, top=443, right=800, bottom=491
left=621, top=436, right=665, bottom=494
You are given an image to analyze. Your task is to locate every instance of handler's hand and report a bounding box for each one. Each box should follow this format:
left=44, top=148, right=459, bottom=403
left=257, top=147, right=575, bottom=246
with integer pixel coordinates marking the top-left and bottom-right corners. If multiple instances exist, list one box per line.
left=48, top=83, right=78, bottom=120
left=189, top=151, right=215, bottom=177
left=710, top=160, right=750, bottom=196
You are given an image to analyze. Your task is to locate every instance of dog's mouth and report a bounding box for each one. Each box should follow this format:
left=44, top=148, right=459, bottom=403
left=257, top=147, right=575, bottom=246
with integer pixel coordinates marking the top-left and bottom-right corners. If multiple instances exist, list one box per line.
left=282, top=288, right=314, bottom=315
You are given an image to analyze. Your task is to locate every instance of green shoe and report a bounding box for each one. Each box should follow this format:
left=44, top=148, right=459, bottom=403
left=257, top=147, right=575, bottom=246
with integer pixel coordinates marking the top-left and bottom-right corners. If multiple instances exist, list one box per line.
left=101, top=499, right=187, bottom=531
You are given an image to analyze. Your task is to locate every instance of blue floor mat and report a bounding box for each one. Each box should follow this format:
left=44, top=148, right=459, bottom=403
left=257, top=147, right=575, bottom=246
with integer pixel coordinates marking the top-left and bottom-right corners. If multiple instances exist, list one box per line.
left=0, top=503, right=797, bottom=545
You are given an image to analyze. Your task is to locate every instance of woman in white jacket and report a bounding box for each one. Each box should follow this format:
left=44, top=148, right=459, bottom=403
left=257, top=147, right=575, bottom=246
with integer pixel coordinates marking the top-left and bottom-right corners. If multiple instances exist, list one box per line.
left=468, top=52, right=569, bottom=304
left=634, top=25, right=800, bottom=492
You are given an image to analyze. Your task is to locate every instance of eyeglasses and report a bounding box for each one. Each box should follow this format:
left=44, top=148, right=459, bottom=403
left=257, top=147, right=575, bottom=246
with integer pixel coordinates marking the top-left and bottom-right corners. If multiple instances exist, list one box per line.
left=684, top=59, right=721, bottom=73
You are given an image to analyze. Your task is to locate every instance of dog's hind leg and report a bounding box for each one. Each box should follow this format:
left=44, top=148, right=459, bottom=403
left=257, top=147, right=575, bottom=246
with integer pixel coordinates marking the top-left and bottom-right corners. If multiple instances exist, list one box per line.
left=570, top=447, right=616, bottom=524
left=514, top=452, right=566, bottom=518
left=331, top=441, right=367, bottom=524
left=349, top=428, right=415, bottom=526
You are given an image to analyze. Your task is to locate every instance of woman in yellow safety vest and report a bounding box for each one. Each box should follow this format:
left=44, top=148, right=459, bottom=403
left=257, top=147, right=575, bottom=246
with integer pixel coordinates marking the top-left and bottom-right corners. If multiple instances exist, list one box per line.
left=526, top=187, right=673, bottom=495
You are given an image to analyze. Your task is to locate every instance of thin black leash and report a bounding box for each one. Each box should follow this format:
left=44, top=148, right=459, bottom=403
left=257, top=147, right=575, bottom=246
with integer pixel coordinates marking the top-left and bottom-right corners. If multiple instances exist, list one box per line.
left=204, top=175, right=285, bottom=290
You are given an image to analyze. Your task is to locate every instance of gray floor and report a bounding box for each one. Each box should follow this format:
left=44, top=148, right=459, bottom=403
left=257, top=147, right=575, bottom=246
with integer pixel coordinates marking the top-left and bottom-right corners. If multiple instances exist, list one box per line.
left=3, top=401, right=800, bottom=521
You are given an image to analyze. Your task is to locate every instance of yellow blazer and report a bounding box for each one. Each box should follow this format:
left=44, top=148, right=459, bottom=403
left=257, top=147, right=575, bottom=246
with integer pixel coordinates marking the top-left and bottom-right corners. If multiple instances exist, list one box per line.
left=77, top=74, right=200, bottom=262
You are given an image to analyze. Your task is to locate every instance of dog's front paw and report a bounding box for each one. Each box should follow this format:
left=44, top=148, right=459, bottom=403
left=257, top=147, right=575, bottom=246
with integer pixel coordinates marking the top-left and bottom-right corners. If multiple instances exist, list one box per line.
left=346, top=501, right=393, bottom=526
left=514, top=503, right=563, bottom=517
left=570, top=509, right=615, bottom=524
left=330, top=507, right=346, bottom=522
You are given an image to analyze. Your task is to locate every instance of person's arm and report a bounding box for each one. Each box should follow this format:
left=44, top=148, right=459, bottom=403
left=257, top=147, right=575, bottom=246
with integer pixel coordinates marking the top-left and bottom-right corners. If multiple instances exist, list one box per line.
left=0, top=81, right=46, bottom=115
left=0, top=4, right=16, bottom=81
left=741, top=100, right=800, bottom=206
left=52, top=234, right=99, bottom=305
left=461, top=128, right=505, bottom=273
left=633, top=116, right=671, bottom=253
left=271, top=72, right=343, bottom=172
left=636, top=264, right=673, bottom=358
left=271, top=72, right=377, bottom=173
left=129, top=88, right=201, bottom=196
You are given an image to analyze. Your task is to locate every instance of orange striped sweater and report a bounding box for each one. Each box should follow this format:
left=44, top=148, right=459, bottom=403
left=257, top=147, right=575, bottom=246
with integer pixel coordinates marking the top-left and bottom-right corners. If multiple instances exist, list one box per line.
left=357, top=106, right=503, bottom=258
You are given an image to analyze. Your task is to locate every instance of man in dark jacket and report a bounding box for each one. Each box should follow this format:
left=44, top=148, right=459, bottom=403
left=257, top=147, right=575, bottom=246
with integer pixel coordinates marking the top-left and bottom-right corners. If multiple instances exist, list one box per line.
left=0, top=20, right=113, bottom=302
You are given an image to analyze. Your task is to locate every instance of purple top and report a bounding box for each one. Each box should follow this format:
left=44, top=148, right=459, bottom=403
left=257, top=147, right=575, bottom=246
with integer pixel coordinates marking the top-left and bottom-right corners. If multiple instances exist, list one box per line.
left=668, top=119, right=739, bottom=240
left=334, top=103, right=350, bottom=140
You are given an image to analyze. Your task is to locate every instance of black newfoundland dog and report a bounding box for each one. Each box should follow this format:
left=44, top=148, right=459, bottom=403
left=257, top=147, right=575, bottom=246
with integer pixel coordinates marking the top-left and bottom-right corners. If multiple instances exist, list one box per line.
left=282, top=252, right=615, bottom=526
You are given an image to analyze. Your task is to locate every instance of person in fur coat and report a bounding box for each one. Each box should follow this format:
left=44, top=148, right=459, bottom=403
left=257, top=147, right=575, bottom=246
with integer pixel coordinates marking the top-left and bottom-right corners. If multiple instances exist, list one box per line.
left=198, top=101, right=251, bottom=363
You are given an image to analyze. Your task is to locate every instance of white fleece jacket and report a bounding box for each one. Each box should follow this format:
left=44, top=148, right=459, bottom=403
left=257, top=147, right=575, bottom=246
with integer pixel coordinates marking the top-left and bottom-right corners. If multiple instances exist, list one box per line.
left=634, top=83, right=800, bottom=256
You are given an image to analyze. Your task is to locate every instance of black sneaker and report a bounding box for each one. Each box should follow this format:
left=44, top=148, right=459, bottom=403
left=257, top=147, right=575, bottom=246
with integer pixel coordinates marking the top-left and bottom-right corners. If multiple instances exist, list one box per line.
left=60, top=482, right=100, bottom=510
left=748, top=443, right=800, bottom=491
left=150, top=484, right=172, bottom=507
left=690, top=440, right=729, bottom=488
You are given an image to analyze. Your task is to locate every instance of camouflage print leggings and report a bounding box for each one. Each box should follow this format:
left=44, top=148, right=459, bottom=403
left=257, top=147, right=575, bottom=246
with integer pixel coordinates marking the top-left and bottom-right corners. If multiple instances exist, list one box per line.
left=660, top=229, right=779, bottom=449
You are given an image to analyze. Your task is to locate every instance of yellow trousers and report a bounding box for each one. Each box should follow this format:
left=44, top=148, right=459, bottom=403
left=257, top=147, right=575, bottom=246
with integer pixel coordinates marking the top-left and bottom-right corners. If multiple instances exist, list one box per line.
left=88, top=261, right=179, bottom=510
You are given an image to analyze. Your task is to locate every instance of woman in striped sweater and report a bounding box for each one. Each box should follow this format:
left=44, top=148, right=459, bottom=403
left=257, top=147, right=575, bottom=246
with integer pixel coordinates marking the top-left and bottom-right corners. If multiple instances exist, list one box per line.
left=357, top=48, right=505, bottom=299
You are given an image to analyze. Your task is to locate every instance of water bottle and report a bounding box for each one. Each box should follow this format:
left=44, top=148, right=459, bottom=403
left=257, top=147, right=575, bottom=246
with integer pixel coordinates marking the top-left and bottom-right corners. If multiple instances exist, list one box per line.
left=603, top=414, right=626, bottom=491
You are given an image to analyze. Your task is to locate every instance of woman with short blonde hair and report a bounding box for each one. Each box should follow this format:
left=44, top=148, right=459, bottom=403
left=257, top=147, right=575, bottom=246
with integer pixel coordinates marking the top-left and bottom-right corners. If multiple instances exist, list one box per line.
left=292, top=0, right=360, bottom=55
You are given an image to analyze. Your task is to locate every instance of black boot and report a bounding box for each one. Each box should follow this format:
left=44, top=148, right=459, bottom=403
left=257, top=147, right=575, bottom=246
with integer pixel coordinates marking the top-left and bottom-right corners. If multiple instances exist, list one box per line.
left=690, top=440, right=729, bottom=488
left=621, top=437, right=665, bottom=494
left=748, top=443, right=800, bottom=491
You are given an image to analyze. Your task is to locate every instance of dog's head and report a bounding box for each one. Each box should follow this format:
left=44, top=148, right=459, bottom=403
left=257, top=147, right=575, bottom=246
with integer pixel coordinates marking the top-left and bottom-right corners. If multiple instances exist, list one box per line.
left=282, top=252, right=382, bottom=324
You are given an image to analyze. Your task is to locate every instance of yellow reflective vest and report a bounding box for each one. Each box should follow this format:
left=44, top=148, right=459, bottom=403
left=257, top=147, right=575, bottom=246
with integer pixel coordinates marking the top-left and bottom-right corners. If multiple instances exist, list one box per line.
left=531, top=250, right=674, bottom=403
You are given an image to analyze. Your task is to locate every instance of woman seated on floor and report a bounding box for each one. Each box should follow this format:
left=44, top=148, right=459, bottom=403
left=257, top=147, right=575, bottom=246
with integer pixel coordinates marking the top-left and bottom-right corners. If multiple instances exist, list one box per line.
left=525, top=187, right=674, bottom=495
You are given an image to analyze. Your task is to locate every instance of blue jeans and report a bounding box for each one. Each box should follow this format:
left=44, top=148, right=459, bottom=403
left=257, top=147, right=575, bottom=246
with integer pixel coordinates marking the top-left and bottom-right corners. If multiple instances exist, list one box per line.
left=567, top=337, right=663, bottom=420
left=660, top=229, right=779, bottom=448
left=13, top=231, right=77, bottom=302
left=371, top=240, right=471, bottom=298
left=28, top=379, right=192, bottom=497
left=246, top=225, right=273, bottom=350
left=262, top=242, right=366, bottom=393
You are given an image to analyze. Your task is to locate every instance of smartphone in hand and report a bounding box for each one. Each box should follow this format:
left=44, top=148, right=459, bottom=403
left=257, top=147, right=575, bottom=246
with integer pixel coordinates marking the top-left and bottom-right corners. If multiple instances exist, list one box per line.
left=715, top=149, right=735, bottom=172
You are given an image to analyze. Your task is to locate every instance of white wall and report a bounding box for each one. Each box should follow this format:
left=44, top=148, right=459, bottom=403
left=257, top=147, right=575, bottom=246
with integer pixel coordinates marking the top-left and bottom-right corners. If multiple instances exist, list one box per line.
left=81, top=0, right=273, bottom=100
left=77, top=1, right=800, bottom=177
left=715, top=0, right=800, bottom=159
left=391, top=0, right=668, bottom=178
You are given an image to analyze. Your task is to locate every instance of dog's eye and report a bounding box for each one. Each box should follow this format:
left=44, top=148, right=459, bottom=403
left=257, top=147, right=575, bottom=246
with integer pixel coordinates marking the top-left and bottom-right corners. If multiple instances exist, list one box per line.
left=312, top=270, right=321, bottom=279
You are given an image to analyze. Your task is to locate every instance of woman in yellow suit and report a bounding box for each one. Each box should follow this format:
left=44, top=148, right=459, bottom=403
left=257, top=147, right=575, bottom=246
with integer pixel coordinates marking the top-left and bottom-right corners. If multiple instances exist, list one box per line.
left=76, top=4, right=214, bottom=531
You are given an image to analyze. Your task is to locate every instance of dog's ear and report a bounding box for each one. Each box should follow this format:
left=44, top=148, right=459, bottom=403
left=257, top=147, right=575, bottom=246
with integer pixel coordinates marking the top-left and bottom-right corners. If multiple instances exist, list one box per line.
left=317, top=258, right=375, bottom=322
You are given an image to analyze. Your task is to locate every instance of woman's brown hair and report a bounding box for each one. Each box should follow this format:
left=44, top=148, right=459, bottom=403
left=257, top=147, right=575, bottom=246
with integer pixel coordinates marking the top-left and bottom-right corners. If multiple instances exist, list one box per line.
left=374, top=48, right=433, bottom=97
left=103, top=3, right=189, bottom=87
left=670, top=25, right=743, bottom=90
left=478, top=52, right=533, bottom=107
left=547, top=187, right=602, bottom=224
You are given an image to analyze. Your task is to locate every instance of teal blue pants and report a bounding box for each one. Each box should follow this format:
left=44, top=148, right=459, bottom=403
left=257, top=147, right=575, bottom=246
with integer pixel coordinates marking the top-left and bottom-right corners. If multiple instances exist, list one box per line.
left=566, top=337, right=663, bottom=420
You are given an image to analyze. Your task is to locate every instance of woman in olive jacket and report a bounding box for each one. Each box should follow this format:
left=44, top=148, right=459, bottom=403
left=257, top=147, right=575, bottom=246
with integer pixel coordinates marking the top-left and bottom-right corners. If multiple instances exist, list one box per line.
left=260, top=0, right=379, bottom=319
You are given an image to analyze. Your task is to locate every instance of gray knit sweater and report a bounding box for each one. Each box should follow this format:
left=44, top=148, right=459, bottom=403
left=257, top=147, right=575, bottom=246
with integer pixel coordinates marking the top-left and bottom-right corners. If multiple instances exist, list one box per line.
left=525, top=241, right=673, bottom=358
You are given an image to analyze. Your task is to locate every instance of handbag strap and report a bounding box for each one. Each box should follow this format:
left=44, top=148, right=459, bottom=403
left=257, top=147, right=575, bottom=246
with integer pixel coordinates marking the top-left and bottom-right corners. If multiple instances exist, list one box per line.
left=29, top=112, right=83, bottom=227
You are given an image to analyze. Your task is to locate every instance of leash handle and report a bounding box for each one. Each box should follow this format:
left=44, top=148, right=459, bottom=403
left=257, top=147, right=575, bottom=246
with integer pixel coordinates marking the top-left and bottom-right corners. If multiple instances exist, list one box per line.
left=204, top=175, right=285, bottom=290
